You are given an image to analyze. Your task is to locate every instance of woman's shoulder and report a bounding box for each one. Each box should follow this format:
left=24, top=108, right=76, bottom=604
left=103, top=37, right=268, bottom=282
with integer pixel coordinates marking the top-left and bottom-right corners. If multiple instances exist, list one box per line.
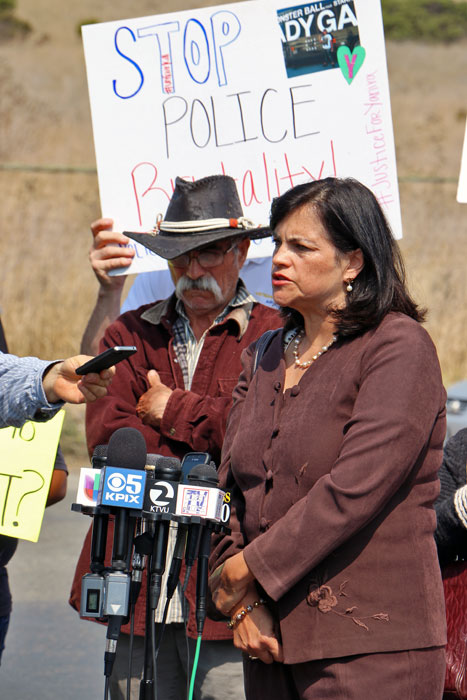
left=378, top=310, right=426, bottom=331
left=371, top=312, right=436, bottom=350
left=354, top=312, right=442, bottom=379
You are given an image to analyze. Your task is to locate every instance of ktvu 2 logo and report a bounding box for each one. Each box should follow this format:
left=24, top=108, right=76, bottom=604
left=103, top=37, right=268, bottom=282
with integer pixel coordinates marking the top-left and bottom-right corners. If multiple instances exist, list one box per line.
left=102, top=467, right=146, bottom=508
left=148, top=481, right=175, bottom=513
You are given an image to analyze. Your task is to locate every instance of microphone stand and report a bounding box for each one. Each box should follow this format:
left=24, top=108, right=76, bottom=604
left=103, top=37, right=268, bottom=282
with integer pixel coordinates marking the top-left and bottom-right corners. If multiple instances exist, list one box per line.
left=138, top=512, right=172, bottom=700
left=138, top=455, right=181, bottom=700
left=136, top=458, right=232, bottom=700
left=139, top=519, right=156, bottom=700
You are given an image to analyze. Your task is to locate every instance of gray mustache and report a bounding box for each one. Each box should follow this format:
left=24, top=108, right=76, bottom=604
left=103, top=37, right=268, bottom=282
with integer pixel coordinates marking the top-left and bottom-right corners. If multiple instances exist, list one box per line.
left=175, top=274, right=223, bottom=303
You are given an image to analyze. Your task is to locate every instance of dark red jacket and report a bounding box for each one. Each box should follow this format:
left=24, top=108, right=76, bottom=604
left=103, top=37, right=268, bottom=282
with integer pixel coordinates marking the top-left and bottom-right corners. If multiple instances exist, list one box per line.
left=69, top=295, right=281, bottom=639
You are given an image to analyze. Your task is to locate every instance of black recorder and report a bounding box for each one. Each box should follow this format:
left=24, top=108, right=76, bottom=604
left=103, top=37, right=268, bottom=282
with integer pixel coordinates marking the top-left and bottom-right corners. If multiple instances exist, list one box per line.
left=75, top=346, right=137, bottom=375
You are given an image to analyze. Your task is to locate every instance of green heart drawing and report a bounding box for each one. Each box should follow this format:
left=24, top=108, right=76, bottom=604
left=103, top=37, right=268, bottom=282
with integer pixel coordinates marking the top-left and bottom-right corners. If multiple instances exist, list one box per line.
left=337, top=46, right=366, bottom=85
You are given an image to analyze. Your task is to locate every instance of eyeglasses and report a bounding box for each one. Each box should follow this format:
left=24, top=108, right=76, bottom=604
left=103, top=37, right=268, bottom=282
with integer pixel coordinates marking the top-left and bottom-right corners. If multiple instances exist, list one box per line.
left=170, top=242, right=237, bottom=269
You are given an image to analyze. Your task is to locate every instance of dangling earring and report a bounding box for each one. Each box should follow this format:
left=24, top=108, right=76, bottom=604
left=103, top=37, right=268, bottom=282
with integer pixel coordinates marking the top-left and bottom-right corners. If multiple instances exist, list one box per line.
left=346, top=279, right=353, bottom=293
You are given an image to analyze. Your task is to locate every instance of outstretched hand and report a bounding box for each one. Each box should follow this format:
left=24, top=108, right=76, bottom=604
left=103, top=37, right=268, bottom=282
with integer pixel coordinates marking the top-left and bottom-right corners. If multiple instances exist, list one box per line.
left=42, top=355, right=115, bottom=405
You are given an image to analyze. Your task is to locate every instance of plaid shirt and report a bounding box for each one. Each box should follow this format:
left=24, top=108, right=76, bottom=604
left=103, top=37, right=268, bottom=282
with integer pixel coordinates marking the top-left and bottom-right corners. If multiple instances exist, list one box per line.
left=172, top=281, right=256, bottom=390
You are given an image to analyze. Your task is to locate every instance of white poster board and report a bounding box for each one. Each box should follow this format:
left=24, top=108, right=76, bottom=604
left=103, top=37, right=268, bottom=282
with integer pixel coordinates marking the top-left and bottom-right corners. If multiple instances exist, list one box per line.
left=82, top=0, right=401, bottom=273
left=457, top=119, right=467, bottom=203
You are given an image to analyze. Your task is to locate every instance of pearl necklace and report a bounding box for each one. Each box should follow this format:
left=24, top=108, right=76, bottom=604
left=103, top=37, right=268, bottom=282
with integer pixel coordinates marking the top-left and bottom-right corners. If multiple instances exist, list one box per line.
left=292, top=329, right=337, bottom=369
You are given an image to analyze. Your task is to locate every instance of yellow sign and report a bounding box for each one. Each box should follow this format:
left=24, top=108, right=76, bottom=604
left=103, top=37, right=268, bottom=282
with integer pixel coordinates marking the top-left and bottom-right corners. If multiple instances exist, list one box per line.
left=0, top=410, right=65, bottom=542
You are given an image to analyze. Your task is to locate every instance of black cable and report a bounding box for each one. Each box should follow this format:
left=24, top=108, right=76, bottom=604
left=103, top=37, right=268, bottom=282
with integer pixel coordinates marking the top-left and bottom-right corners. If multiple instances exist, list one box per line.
left=154, top=597, right=170, bottom=660
left=182, top=591, right=191, bottom=700
left=151, top=612, right=158, bottom=700
left=127, top=606, right=135, bottom=700
left=181, top=563, right=194, bottom=700
left=182, top=566, right=192, bottom=595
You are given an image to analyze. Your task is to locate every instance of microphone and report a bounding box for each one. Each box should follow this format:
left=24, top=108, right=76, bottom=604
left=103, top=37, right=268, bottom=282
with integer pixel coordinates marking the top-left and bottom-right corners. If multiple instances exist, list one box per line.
left=97, top=427, right=147, bottom=678
left=147, top=456, right=181, bottom=612
left=77, top=445, right=110, bottom=619
left=89, top=445, right=108, bottom=574
left=101, top=427, right=147, bottom=570
left=133, top=455, right=181, bottom=609
left=92, top=444, right=108, bottom=469
left=165, top=522, right=188, bottom=602
left=186, top=463, right=220, bottom=635
left=177, top=461, right=230, bottom=595
left=176, top=462, right=227, bottom=523
left=143, top=455, right=180, bottom=518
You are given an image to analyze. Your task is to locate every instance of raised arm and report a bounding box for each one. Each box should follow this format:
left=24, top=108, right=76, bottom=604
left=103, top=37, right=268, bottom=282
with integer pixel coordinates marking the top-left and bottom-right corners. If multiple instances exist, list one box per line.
left=80, top=218, right=135, bottom=355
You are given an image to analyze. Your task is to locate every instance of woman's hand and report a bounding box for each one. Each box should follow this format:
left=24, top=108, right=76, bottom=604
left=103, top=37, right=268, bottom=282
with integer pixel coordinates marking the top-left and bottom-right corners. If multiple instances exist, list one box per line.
left=230, top=591, right=284, bottom=665
left=209, top=552, right=255, bottom=616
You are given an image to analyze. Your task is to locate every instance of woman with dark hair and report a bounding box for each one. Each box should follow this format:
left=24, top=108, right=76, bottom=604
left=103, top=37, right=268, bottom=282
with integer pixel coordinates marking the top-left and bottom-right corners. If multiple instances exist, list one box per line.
left=209, top=178, right=447, bottom=699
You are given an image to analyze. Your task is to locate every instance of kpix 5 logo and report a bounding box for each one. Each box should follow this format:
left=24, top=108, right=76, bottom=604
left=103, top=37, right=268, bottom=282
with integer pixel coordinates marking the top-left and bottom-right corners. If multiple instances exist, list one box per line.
left=99, top=467, right=146, bottom=509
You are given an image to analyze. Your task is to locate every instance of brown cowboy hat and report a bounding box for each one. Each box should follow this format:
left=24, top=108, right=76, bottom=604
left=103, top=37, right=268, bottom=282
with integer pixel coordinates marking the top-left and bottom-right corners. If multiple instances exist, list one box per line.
left=124, top=174, right=271, bottom=260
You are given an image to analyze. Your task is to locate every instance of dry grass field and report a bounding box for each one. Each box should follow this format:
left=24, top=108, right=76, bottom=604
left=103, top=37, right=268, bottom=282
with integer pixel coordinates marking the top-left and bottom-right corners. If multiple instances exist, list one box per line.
left=0, top=0, right=466, bottom=462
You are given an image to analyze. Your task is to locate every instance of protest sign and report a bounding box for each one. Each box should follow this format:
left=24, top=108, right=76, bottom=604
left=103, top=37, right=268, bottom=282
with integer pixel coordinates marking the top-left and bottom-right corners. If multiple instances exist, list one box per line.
left=0, top=411, right=65, bottom=542
left=457, top=118, right=467, bottom=203
left=82, top=0, right=401, bottom=274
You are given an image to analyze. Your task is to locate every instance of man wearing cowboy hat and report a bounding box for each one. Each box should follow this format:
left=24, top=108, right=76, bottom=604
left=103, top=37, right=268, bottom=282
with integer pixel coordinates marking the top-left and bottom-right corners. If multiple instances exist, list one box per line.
left=70, top=175, right=281, bottom=700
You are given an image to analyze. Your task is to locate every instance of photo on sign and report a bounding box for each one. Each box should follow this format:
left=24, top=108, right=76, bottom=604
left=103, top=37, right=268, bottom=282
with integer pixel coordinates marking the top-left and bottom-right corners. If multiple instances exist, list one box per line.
left=278, top=0, right=361, bottom=78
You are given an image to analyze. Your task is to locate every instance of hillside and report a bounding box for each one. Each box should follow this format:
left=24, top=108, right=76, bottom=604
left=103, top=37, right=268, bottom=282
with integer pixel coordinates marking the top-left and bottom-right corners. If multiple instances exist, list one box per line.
left=0, top=0, right=466, bottom=390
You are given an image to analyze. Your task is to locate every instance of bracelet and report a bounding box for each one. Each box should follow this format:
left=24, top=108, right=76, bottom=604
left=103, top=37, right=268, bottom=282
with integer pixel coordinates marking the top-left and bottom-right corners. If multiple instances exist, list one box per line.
left=227, top=599, right=266, bottom=629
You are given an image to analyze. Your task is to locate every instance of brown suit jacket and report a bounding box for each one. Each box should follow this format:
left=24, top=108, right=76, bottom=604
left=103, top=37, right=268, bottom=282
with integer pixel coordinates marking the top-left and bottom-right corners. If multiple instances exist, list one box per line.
left=211, top=313, right=447, bottom=663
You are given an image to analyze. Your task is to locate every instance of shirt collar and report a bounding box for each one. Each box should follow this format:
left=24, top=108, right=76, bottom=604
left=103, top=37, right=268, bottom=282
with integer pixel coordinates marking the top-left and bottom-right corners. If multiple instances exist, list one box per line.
left=140, top=279, right=256, bottom=339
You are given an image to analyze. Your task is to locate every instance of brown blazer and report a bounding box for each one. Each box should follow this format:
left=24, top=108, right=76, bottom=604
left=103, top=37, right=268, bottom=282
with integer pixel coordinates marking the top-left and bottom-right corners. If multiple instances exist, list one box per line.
left=211, top=313, right=447, bottom=664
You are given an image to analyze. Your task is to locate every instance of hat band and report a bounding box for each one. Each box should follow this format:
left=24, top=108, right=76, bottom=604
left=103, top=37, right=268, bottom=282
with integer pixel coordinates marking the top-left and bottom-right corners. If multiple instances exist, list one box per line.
left=156, top=216, right=258, bottom=234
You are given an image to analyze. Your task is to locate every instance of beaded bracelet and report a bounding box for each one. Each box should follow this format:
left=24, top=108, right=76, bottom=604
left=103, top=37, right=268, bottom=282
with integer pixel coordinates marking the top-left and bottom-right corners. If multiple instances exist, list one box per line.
left=227, top=599, right=266, bottom=629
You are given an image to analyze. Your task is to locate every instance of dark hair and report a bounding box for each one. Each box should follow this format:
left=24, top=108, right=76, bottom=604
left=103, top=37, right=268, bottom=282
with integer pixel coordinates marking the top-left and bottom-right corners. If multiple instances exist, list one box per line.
left=269, top=177, right=424, bottom=337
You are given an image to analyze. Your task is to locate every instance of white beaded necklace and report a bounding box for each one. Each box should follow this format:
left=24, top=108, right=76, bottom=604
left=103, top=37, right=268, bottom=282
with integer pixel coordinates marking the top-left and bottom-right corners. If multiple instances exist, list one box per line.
left=292, top=329, right=337, bottom=369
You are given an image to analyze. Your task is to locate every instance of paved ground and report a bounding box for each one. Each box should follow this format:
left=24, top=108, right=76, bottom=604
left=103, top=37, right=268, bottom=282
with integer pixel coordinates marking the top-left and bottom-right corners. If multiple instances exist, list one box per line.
left=0, top=469, right=107, bottom=699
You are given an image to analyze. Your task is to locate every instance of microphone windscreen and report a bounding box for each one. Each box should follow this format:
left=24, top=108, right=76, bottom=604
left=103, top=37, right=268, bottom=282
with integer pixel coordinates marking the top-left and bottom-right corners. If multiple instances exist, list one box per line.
left=146, top=453, right=163, bottom=466
left=106, top=427, right=147, bottom=471
left=187, top=463, right=218, bottom=486
left=153, top=456, right=181, bottom=481
left=91, top=444, right=108, bottom=469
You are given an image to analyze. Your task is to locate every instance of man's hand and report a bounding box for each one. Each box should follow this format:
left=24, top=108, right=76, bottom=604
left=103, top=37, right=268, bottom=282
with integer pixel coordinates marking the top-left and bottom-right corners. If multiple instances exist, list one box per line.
left=136, top=369, right=173, bottom=427
left=89, top=218, right=135, bottom=291
left=80, top=218, right=136, bottom=356
left=209, top=552, right=255, bottom=616
left=42, top=355, right=115, bottom=405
